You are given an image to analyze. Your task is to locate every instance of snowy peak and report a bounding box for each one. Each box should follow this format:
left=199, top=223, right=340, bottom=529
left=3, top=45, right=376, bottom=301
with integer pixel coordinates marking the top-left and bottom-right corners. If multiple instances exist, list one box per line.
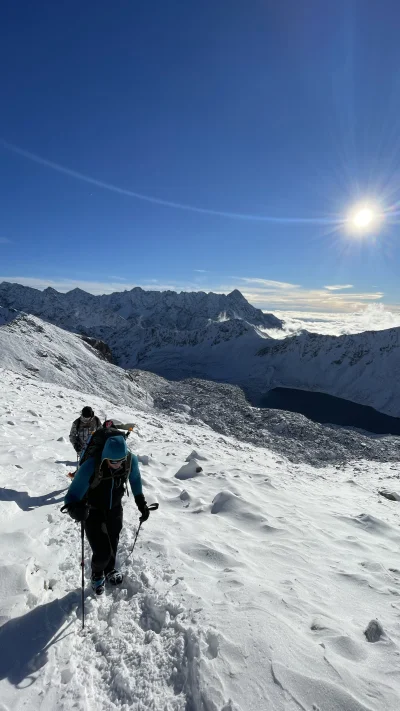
left=0, top=281, right=282, bottom=331
left=0, top=281, right=282, bottom=371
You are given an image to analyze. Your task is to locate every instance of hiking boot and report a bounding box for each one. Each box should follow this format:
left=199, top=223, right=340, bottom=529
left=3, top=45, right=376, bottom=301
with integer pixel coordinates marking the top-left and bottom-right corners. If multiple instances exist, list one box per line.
left=91, top=571, right=105, bottom=596
left=105, top=569, right=123, bottom=586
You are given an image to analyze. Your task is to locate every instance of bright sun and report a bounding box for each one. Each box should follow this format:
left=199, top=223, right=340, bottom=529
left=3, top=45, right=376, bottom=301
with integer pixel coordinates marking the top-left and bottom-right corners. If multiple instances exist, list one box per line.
left=347, top=202, right=382, bottom=234
left=353, top=207, right=374, bottom=229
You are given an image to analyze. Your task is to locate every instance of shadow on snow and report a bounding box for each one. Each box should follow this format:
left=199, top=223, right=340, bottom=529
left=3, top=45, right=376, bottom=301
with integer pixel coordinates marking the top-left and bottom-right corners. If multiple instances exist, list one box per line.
left=0, top=487, right=66, bottom=511
left=0, top=590, right=79, bottom=687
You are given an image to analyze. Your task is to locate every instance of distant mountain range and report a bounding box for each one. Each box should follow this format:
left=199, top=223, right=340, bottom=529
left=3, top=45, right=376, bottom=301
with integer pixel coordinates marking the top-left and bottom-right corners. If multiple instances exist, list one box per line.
left=0, top=281, right=282, bottom=368
left=1, top=281, right=400, bottom=417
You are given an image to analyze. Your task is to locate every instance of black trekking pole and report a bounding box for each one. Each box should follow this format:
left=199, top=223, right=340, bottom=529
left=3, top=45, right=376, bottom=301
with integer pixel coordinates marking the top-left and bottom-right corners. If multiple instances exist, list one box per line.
left=80, top=521, right=85, bottom=629
left=125, top=503, right=159, bottom=564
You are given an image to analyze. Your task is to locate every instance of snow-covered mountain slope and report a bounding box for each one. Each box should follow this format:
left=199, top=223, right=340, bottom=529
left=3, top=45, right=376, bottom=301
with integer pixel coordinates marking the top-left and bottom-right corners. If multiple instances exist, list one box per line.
left=131, top=323, right=400, bottom=419
left=116, top=317, right=267, bottom=372
left=1, top=369, right=400, bottom=710
left=252, top=328, right=400, bottom=416
left=0, top=313, right=150, bottom=410
left=1, top=312, right=399, bottom=465
left=3, top=312, right=398, bottom=465
left=0, top=282, right=282, bottom=367
left=111, top=322, right=400, bottom=421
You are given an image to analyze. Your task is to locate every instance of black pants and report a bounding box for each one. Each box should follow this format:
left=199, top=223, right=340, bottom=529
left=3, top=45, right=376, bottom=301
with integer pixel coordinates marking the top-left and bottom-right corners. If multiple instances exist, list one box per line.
left=84, top=505, right=123, bottom=575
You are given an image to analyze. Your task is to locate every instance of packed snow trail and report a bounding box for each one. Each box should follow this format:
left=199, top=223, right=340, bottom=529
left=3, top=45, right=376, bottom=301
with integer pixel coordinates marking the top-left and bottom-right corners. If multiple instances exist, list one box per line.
left=1, top=370, right=400, bottom=710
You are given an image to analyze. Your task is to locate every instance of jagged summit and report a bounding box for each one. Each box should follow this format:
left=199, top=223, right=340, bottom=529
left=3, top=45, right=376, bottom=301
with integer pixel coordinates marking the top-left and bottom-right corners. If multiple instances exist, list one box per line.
left=0, top=281, right=282, bottom=370
left=0, top=281, right=280, bottom=325
left=66, top=287, right=90, bottom=295
left=228, top=288, right=247, bottom=300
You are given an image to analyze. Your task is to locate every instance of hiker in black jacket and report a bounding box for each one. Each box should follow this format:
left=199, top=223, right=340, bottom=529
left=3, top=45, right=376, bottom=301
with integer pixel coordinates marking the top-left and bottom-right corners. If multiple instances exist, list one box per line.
left=63, top=427, right=150, bottom=595
left=69, top=406, right=101, bottom=456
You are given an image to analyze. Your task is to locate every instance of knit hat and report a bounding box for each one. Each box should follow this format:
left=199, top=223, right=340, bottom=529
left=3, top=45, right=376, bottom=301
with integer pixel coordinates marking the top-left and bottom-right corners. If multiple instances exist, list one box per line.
left=81, top=406, right=94, bottom=418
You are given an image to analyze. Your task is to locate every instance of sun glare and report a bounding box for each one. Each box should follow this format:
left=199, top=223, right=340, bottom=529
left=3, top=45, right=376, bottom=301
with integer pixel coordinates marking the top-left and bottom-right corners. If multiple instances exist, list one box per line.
left=347, top=202, right=382, bottom=235
left=353, top=208, right=373, bottom=229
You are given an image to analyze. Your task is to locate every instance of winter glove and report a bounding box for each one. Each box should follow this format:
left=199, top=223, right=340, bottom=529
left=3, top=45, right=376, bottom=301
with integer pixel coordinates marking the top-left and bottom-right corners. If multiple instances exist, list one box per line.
left=61, top=501, right=89, bottom=522
left=134, top=494, right=150, bottom=522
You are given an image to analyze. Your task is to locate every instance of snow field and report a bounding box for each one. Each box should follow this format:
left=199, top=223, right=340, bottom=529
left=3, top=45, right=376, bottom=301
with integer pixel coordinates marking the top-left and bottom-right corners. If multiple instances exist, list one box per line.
left=0, top=369, right=400, bottom=710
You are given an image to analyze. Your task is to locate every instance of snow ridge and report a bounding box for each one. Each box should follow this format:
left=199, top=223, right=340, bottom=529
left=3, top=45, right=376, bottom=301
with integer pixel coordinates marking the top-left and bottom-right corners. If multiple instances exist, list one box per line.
left=0, top=313, right=151, bottom=410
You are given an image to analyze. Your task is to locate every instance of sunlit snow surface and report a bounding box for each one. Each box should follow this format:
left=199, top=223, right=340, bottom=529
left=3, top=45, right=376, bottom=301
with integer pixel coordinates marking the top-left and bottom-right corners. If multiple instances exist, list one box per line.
left=1, top=369, right=400, bottom=710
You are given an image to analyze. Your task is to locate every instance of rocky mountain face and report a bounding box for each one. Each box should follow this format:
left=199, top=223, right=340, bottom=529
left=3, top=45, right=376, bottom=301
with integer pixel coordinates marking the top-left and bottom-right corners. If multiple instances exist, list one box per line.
left=0, top=282, right=282, bottom=367
left=0, top=305, right=20, bottom=326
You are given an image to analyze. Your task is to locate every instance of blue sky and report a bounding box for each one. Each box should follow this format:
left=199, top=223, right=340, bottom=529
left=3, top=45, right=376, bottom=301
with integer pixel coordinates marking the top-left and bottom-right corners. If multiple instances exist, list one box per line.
left=1, top=0, right=400, bottom=312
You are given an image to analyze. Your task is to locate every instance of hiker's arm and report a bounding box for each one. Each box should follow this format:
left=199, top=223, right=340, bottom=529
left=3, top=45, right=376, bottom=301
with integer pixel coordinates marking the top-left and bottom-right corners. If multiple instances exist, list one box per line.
left=64, top=459, right=95, bottom=504
left=69, top=421, right=79, bottom=446
left=129, top=454, right=143, bottom=496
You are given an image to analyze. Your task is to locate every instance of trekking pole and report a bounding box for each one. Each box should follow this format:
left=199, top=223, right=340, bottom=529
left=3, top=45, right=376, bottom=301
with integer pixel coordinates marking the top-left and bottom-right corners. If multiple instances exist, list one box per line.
left=124, top=503, right=159, bottom=564
left=80, top=521, right=85, bottom=629
left=129, top=521, right=142, bottom=558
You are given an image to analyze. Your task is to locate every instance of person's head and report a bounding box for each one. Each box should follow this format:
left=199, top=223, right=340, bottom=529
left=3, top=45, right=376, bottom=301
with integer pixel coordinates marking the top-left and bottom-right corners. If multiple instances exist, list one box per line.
left=81, top=406, right=94, bottom=423
left=102, top=435, right=128, bottom=470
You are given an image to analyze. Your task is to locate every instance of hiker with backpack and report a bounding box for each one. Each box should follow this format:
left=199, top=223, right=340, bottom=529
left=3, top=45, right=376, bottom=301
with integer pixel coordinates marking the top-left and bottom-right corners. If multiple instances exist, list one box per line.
left=62, top=422, right=151, bottom=595
left=69, top=406, right=101, bottom=458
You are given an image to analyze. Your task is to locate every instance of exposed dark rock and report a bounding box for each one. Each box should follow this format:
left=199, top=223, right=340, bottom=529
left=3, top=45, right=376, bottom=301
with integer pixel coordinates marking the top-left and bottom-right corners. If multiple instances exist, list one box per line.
left=379, top=489, right=400, bottom=501
left=364, top=619, right=384, bottom=643
left=131, top=370, right=400, bottom=466
left=81, top=336, right=113, bottom=363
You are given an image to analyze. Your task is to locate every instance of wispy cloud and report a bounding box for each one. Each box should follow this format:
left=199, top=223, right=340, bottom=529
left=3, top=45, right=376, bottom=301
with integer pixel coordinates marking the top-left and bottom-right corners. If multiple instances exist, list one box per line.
left=1, top=139, right=343, bottom=226
left=0, top=238, right=10, bottom=244
left=324, top=284, right=354, bottom=291
left=235, top=277, right=299, bottom=290
left=194, top=269, right=208, bottom=273
left=214, top=277, right=383, bottom=313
